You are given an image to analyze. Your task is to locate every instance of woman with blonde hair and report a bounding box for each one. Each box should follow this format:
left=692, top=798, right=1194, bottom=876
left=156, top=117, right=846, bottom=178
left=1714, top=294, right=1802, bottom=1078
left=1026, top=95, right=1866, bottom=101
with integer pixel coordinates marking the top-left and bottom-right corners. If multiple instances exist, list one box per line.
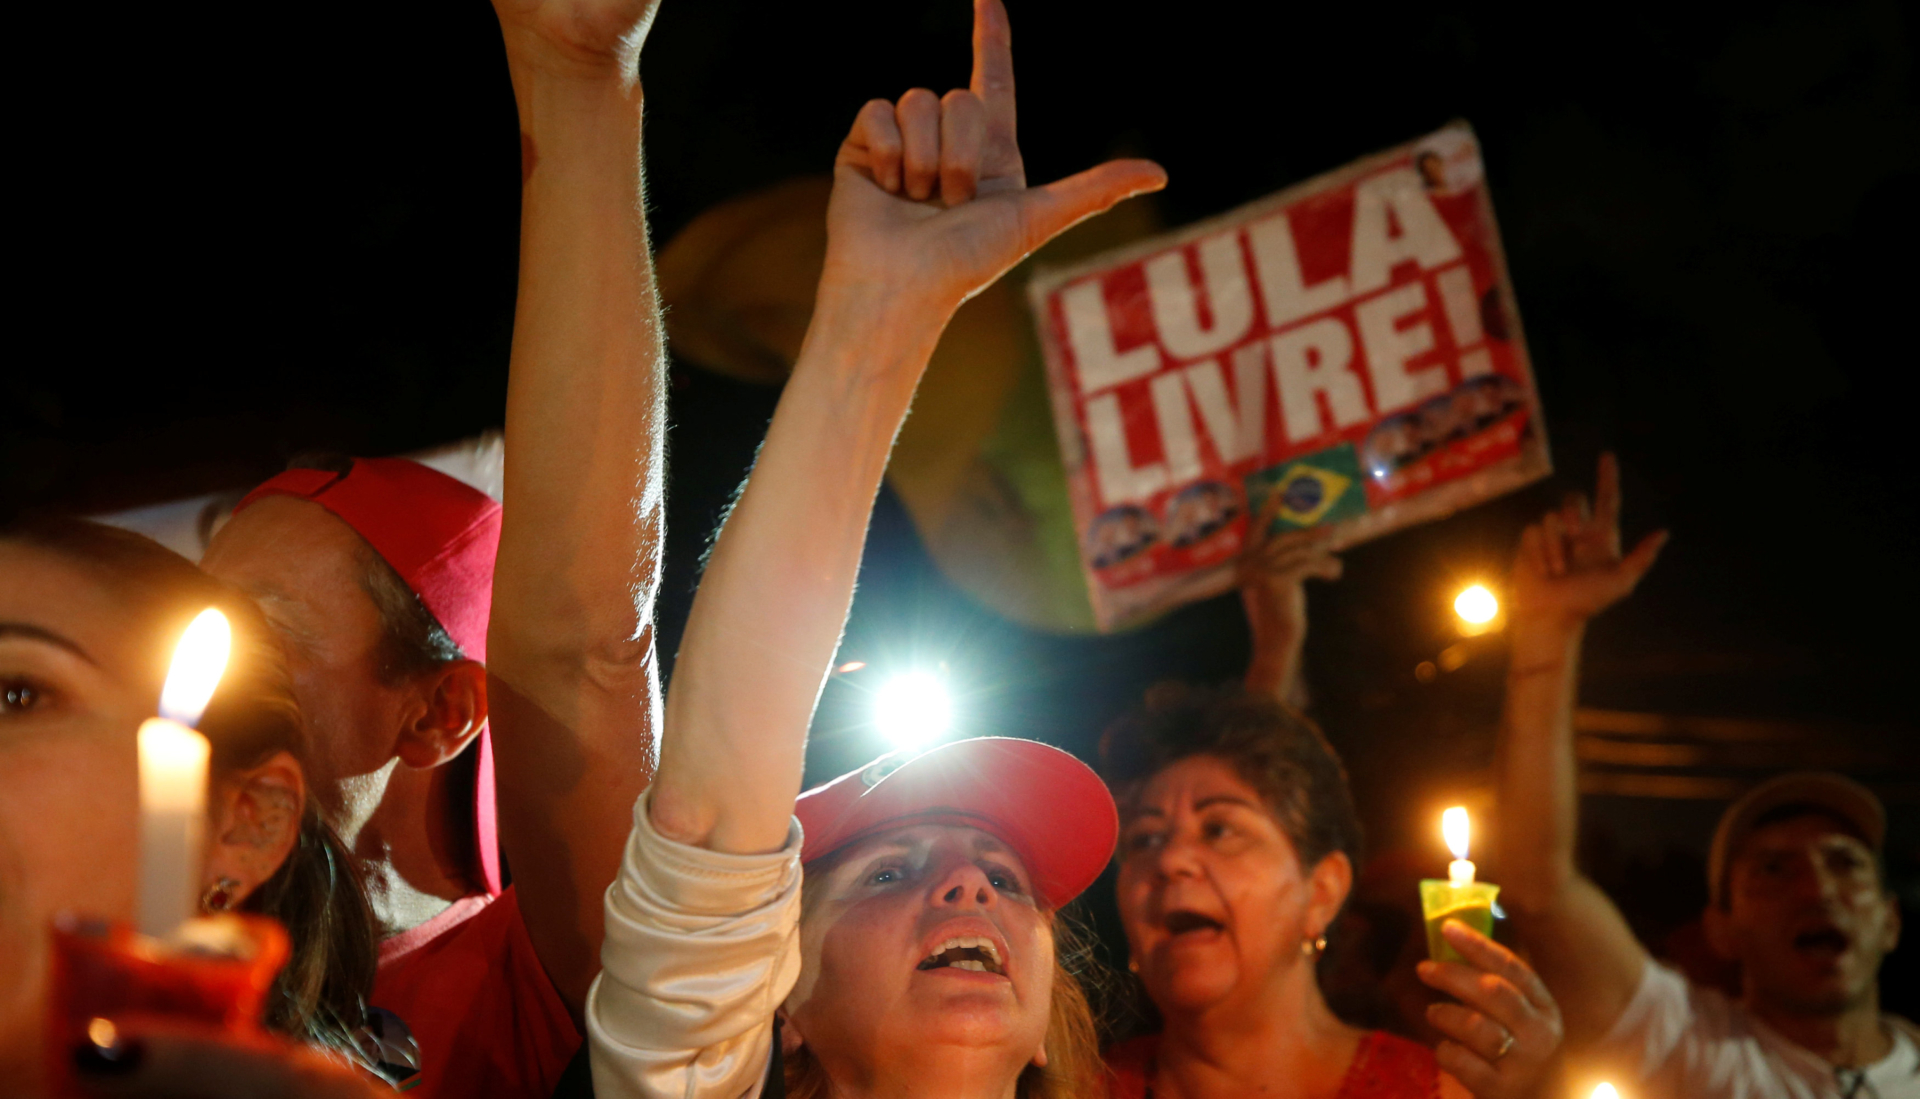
left=580, top=1, right=1166, bottom=1096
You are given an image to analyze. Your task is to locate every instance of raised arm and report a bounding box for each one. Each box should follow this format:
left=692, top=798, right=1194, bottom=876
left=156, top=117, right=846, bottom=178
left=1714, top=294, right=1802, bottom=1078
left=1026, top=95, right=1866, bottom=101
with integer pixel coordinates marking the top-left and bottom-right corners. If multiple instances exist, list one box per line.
left=484, top=0, right=666, bottom=1016
left=1495, top=454, right=1667, bottom=1042
left=1238, top=517, right=1341, bottom=707
left=647, top=0, right=1164, bottom=855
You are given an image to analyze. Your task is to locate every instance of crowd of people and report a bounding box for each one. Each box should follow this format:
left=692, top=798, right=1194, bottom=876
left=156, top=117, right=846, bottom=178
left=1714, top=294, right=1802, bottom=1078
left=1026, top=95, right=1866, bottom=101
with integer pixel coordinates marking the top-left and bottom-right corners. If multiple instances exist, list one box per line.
left=1, top=1, right=1909, bottom=1097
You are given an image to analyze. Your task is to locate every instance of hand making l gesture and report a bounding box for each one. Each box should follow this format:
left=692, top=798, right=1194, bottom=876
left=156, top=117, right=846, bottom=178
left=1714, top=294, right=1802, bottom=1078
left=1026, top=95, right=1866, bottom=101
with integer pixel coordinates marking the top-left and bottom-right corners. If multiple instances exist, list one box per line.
left=1508, top=453, right=1667, bottom=632
left=820, top=0, right=1166, bottom=329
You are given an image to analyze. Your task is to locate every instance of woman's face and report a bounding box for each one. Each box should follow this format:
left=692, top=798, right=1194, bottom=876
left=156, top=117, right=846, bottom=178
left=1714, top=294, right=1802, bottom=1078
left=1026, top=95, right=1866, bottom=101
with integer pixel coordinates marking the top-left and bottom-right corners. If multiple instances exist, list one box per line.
left=786, top=823, right=1053, bottom=1083
left=1116, top=755, right=1337, bottom=1017
left=0, top=544, right=160, bottom=1078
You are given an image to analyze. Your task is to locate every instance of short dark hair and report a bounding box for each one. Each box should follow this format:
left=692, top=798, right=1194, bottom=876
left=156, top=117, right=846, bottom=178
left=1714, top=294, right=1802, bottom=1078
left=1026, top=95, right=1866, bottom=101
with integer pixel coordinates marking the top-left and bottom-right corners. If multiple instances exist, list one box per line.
left=286, top=453, right=464, bottom=684
left=1098, top=682, right=1363, bottom=874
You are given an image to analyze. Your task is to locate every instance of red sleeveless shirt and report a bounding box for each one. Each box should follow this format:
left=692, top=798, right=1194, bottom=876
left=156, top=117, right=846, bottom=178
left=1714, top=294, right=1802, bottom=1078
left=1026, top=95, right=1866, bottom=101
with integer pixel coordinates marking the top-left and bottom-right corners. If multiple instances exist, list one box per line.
left=1106, top=1030, right=1440, bottom=1099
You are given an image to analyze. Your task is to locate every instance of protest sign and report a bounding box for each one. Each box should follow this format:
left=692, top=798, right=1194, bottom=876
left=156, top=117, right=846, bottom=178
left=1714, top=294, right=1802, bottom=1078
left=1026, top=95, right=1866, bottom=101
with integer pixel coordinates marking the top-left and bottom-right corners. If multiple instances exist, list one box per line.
left=1029, top=122, right=1550, bottom=631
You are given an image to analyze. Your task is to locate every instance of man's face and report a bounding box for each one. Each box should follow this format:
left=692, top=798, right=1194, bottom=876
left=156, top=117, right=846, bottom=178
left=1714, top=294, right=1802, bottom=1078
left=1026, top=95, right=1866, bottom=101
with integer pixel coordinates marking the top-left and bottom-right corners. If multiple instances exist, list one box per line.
left=1718, top=814, right=1900, bottom=1015
left=202, top=497, right=411, bottom=828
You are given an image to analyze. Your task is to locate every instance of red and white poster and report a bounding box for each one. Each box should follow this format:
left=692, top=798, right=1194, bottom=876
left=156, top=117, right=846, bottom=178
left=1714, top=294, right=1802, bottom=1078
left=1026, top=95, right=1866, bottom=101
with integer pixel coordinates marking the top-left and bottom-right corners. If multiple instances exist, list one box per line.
left=1029, top=122, right=1551, bottom=631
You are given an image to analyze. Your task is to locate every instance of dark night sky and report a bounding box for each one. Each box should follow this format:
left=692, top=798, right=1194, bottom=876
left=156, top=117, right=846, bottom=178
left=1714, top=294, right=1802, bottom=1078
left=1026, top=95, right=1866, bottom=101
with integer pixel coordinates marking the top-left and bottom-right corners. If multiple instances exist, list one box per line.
left=8, top=0, right=1919, bottom=1003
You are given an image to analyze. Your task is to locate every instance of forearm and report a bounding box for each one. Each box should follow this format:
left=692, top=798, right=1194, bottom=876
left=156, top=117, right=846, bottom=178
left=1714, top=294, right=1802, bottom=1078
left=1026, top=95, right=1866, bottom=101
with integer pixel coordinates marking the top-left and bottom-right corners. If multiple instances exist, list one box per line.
left=651, top=290, right=944, bottom=855
left=1241, top=585, right=1305, bottom=703
left=485, top=57, right=665, bottom=1014
left=491, top=68, right=664, bottom=682
left=1495, top=618, right=1584, bottom=908
left=1496, top=616, right=1648, bottom=1042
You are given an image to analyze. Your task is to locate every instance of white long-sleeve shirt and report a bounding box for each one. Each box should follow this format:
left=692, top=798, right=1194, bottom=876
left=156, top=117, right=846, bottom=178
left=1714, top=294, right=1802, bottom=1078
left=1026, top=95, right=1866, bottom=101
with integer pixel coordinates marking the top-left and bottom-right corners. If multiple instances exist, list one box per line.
left=585, top=790, right=804, bottom=1099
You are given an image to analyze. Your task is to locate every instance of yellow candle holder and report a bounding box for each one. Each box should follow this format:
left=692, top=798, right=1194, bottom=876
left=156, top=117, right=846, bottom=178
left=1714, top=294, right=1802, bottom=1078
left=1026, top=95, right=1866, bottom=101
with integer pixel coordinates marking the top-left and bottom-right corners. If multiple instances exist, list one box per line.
left=1419, top=879, right=1499, bottom=964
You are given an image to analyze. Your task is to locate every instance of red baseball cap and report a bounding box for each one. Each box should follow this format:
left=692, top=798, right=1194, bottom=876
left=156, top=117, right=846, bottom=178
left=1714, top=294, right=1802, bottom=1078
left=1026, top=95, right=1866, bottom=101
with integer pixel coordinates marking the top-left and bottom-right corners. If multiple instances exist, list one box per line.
left=235, top=457, right=505, bottom=895
left=795, top=737, right=1118, bottom=910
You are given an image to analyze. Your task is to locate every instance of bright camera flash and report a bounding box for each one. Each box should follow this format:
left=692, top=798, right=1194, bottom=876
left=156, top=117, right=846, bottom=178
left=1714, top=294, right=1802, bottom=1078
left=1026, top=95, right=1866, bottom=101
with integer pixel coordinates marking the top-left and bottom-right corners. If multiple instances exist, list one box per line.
left=874, top=671, right=952, bottom=749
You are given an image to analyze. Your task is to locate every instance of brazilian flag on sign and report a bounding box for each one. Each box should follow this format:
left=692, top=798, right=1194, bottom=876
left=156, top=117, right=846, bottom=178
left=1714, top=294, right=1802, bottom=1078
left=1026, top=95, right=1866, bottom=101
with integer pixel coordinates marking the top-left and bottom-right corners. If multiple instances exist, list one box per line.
left=1243, top=443, right=1369, bottom=533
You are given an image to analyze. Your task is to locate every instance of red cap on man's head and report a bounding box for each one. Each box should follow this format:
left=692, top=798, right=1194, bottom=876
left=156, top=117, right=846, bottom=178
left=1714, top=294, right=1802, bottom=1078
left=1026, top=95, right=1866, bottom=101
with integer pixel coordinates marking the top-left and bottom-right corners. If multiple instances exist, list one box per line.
left=795, top=737, right=1117, bottom=910
left=235, top=456, right=505, bottom=894
left=235, top=457, right=502, bottom=662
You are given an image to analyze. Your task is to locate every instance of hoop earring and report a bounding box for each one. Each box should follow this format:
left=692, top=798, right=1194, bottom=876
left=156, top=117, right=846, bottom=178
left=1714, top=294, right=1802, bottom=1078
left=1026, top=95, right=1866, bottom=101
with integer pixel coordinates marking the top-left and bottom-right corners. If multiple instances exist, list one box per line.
left=1300, top=933, right=1327, bottom=958
left=200, top=877, right=242, bottom=914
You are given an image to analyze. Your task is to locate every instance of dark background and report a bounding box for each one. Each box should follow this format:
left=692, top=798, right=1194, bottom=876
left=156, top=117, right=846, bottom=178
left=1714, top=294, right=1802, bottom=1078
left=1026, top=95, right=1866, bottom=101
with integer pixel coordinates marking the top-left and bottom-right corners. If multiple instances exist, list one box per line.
left=9, top=1, right=1917, bottom=1013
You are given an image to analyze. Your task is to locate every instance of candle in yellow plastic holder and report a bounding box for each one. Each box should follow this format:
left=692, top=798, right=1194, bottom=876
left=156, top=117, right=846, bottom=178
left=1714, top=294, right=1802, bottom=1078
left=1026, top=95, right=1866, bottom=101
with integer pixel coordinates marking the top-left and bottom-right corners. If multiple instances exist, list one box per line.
left=1420, top=806, right=1499, bottom=964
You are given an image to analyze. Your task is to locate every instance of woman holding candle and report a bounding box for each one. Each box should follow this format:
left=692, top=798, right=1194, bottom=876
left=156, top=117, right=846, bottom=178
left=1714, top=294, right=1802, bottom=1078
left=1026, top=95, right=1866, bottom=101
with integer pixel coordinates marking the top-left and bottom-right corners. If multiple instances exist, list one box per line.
left=1100, top=684, right=1565, bottom=1099
left=0, top=519, right=383, bottom=1093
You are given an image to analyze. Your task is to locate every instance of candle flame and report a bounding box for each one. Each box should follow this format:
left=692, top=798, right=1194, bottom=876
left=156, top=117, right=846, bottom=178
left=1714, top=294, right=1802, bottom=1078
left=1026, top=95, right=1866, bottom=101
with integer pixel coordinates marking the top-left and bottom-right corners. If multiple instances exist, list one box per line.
left=1442, top=806, right=1471, bottom=860
left=159, top=608, right=231, bottom=727
left=1592, top=1085, right=1619, bottom=1099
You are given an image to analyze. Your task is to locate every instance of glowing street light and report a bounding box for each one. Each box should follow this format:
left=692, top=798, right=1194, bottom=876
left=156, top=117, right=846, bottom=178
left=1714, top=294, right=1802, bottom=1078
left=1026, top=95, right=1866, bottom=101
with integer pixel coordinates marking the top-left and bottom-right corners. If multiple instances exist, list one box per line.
left=874, top=671, right=952, bottom=750
left=1592, top=1085, right=1620, bottom=1099
left=1453, top=584, right=1498, bottom=634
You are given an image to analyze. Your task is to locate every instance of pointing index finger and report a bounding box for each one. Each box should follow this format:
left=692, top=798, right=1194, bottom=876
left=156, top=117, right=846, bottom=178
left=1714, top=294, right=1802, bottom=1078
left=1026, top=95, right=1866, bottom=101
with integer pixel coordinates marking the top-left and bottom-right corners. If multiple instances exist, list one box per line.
left=971, top=0, right=1017, bottom=141
left=1594, top=452, right=1622, bottom=531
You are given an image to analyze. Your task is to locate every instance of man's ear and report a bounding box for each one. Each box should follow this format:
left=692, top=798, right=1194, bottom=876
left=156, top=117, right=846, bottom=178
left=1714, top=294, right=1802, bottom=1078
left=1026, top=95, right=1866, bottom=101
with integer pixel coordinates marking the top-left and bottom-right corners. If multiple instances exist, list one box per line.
left=1702, top=902, right=1737, bottom=961
left=204, top=750, right=306, bottom=908
left=1875, top=890, right=1902, bottom=956
left=1307, top=849, right=1354, bottom=938
left=394, top=659, right=488, bottom=769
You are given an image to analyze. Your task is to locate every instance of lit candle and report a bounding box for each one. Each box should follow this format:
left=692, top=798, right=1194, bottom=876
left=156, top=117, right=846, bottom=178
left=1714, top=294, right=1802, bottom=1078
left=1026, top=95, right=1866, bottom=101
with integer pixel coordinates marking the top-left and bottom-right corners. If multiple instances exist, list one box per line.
left=1419, top=804, right=1499, bottom=964
left=1443, top=805, right=1475, bottom=885
left=136, top=609, right=230, bottom=937
left=1592, top=1085, right=1619, bottom=1099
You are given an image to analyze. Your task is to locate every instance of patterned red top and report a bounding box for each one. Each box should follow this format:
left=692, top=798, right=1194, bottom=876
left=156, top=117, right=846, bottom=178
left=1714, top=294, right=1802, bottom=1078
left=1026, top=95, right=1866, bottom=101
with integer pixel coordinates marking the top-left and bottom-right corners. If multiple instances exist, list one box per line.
left=1106, top=1029, right=1440, bottom=1099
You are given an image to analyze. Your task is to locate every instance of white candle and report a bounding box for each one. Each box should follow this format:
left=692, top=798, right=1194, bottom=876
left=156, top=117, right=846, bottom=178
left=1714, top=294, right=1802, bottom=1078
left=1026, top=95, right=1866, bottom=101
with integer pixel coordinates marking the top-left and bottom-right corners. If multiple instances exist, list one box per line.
left=137, top=718, right=211, bottom=936
left=1443, top=806, right=1475, bottom=886
left=136, top=609, right=230, bottom=937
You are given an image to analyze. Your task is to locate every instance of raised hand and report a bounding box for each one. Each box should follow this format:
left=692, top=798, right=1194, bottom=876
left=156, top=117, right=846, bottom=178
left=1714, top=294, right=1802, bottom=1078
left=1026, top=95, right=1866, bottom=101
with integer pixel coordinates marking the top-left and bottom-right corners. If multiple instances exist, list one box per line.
left=1508, top=453, right=1667, bottom=629
left=820, top=0, right=1165, bottom=328
left=1238, top=506, right=1342, bottom=704
left=491, top=0, right=662, bottom=80
left=1238, top=506, right=1345, bottom=595
left=1418, top=921, right=1565, bottom=1099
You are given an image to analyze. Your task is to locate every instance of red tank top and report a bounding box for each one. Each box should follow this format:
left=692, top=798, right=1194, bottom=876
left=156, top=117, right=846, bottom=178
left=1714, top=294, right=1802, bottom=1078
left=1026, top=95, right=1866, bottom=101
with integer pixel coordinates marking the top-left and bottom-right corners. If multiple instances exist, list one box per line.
left=1106, top=1030, right=1440, bottom=1099
left=372, top=887, right=581, bottom=1099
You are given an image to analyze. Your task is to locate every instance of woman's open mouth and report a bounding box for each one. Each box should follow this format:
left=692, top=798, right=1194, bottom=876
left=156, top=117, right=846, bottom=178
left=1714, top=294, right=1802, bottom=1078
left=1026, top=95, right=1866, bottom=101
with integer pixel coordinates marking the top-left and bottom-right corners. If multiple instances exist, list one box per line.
left=917, top=936, right=1006, bottom=976
left=1164, top=909, right=1226, bottom=937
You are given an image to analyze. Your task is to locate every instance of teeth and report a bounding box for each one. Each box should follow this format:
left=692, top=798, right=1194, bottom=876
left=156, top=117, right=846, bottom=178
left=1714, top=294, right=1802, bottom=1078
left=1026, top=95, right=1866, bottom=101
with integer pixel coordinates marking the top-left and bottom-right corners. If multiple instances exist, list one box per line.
left=918, top=935, right=1006, bottom=973
left=929, top=936, right=1001, bottom=964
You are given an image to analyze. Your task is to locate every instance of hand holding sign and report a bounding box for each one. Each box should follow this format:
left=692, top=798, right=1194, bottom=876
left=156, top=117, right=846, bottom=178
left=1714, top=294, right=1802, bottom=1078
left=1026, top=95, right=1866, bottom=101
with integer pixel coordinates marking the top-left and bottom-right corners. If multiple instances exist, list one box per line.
left=822, top=0, right=1166, bottom=332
